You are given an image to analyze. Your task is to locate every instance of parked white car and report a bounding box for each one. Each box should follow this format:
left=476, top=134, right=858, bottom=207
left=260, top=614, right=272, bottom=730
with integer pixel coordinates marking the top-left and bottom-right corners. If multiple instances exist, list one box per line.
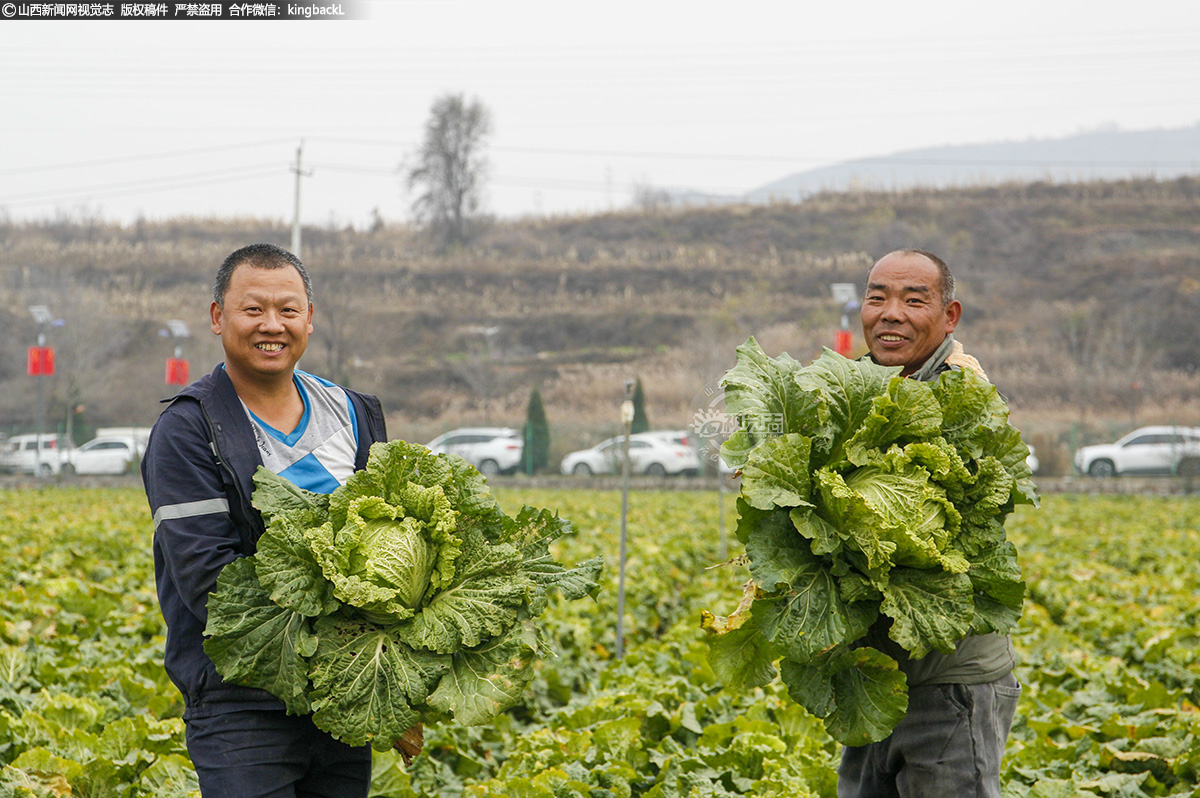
left=561, top=432, right=701, bottom=477
left=65, top=435, right=146, bottom=475
left=638, top=429, right=693, bottom=447
left=424, top=427, right=524, bottom=477
left=1074, top=426, right=1200, bottom=477
left=0, top=433, right=75, bottom=476
left=644, top=429, right=739, bottom=476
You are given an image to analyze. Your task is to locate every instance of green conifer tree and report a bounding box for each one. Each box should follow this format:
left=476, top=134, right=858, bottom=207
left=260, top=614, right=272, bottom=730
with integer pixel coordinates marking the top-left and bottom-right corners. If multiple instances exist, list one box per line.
left=523, top=387, right=551, bottom=474
left=630, top=378, right=650, bottom=435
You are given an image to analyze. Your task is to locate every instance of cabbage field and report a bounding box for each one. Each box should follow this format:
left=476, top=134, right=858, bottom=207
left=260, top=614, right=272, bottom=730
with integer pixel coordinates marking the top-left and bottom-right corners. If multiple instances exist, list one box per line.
left=0, top=487, right=1198, bottom=797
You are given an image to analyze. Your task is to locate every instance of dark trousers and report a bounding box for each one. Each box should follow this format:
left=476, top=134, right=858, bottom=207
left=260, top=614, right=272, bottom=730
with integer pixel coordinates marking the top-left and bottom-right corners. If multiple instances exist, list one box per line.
left=838, top=674, right=1021, bottom=798
left=185, top=709, right=372, bottom=798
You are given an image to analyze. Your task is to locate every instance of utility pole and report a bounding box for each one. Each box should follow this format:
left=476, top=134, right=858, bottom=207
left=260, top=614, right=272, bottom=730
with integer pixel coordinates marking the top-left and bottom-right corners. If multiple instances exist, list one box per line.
left=164, top=320, right=191, bottom=387
left=291, top=140, right=311, bottom=259
left=831, top=283, right=859, bottom=356
left=717, top=467, right=728, bottom=561
left=615, top=378, right=635, bottom=660
left=28, top=305, right=54, bottom=478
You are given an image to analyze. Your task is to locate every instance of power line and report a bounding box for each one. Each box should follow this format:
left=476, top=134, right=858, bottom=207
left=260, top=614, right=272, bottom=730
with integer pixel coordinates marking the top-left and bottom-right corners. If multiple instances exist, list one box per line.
left=307, top=136, right=412, bottom=149
left=491, top=174, right=747, bottom=196
left=0, top=166, right=285, bottom=209
left=5, top=32, right=1196, bottom=75
left=2, top=136, right=1196, bottom=213
left=305, top=134, right=1200, bottom=169
left=492, top=145, right=1200, bottom=169
left=307, top=162, right=402, bottom=175
left=6, top=122, right=1199, bottom=182
left=0, top=163, right=284, bottom=202
left=0, top=138, right=294, bottom=177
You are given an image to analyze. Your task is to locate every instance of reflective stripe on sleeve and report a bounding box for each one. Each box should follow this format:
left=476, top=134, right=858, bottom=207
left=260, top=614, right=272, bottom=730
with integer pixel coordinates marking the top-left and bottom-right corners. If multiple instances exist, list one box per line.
left=152, top=498, right=231, bottom=530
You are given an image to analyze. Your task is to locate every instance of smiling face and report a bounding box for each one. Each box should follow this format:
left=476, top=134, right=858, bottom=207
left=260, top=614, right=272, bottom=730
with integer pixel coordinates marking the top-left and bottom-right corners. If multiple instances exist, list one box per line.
left=210, top=263, right=313, bottom=389
left=861, top=251, right=961, bottom=376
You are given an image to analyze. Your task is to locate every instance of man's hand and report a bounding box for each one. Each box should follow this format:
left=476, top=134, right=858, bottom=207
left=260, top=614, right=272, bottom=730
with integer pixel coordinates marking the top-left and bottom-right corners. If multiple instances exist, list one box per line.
left=393, top=723, right=424, bottom=766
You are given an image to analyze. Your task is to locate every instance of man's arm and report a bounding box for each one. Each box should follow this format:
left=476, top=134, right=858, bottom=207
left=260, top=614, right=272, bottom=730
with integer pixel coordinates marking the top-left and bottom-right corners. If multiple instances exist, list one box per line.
left=144, top=403, right=246, bottom=623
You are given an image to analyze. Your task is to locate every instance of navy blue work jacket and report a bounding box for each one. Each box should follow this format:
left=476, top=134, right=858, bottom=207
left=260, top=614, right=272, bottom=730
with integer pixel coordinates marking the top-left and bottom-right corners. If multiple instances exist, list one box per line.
left=142, top=364, right=387, bottom=718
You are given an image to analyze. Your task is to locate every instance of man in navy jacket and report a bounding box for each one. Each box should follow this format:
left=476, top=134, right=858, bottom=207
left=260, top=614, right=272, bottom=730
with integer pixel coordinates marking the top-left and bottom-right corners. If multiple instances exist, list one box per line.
left=143, top=244, right=387, bottom=797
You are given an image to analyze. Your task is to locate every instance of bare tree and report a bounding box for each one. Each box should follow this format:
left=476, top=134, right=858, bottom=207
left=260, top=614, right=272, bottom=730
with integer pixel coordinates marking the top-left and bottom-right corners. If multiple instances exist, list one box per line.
left=406, top=93, right=491, bottom=249
left=632, top=180, right=674, bottom=213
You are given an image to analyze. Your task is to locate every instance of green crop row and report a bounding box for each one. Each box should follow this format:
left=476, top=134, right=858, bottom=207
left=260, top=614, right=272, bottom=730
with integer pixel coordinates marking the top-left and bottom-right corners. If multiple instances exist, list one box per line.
left=0, top=489, right=1197, bottom=797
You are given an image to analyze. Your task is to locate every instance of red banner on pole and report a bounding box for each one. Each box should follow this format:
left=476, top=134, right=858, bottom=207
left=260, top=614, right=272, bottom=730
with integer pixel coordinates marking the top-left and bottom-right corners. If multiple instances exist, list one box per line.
left=166, top=358, right=190, bottom=386
left=834, top=330, right=853, bottom=357
left=27, top=347, right=54, bottom=376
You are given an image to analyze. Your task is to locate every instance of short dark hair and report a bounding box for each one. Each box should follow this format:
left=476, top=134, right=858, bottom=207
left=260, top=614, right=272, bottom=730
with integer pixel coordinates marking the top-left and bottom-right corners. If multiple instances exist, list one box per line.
left=213, top=243, right=312, bottom=308
left=889, top=248, right=956, bottom=307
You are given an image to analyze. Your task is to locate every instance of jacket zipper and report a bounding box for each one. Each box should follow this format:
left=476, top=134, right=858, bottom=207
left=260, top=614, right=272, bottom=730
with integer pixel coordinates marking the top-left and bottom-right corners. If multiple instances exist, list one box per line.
left=198, top=402, right=258, bottom=552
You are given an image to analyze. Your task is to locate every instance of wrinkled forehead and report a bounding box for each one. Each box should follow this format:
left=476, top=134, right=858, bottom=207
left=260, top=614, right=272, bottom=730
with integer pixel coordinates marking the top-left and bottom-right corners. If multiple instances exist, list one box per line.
left=866, top=254, right=941, bottom=295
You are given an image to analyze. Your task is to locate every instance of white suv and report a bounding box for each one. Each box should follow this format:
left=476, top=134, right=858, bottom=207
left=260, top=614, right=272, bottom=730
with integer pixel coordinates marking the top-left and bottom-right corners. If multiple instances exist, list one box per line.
left=0, top=433, right=76, bottom=476
left=1074, top=426, right=1200, bottom=477
left=424, top=427, right=524, bottom=477
left=65, top=435, right=146, bottom=475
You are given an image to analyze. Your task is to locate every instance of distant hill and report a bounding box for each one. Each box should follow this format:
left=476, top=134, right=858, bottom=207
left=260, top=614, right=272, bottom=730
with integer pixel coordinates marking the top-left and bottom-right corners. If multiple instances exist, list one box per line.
left=745, top=123, right=1200, bottom=202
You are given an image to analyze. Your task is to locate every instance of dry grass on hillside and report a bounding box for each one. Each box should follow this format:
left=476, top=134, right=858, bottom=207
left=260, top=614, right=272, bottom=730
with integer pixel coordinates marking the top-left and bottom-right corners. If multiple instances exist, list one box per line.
left=3, top=180, right=1199, bottom=476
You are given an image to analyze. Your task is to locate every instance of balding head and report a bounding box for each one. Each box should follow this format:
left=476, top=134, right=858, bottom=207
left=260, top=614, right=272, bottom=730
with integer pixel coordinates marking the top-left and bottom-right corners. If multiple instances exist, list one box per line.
left=878, top=249, right=955, bottom=308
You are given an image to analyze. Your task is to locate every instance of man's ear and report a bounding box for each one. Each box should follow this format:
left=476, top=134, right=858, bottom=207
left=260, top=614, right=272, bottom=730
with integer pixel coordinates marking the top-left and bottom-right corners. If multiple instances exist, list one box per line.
left=944, top=299, right=962, bottom=333
left=210, top=301, right=223, bottom=335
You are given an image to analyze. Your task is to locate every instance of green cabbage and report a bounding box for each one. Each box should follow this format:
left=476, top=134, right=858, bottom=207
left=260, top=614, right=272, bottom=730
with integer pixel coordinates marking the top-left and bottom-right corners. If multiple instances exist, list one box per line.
left=204, top=440, right=603, bottom=751
left=705, top=339, right=1037, bottom=746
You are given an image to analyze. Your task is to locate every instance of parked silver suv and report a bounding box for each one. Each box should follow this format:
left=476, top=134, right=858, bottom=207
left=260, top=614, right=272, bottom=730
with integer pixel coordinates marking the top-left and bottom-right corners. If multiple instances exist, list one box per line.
left=424, top=427, right=524, bottom=477
left=1074, top=426, right=1200, bottom=477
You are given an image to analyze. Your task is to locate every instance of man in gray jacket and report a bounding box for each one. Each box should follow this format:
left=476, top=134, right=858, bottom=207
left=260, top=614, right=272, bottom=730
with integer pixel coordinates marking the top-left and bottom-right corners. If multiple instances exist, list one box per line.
left=838, top=248, right=1022, bottom=798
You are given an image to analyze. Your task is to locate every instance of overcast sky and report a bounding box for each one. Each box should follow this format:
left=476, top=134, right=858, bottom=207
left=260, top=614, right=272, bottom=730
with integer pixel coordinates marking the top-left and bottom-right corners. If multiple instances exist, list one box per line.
left=1, top=0, right=1197, bottom=227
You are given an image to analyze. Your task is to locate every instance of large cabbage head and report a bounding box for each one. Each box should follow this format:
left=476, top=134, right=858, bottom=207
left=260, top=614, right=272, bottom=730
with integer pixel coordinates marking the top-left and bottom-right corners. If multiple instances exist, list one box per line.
left=203, top=439, right=603, bottom=752
left=816, top=456, right=966, bottom=575
left=320, top=484, right=462, bottom=621
left=706, top=340, right=1036, bottom=748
